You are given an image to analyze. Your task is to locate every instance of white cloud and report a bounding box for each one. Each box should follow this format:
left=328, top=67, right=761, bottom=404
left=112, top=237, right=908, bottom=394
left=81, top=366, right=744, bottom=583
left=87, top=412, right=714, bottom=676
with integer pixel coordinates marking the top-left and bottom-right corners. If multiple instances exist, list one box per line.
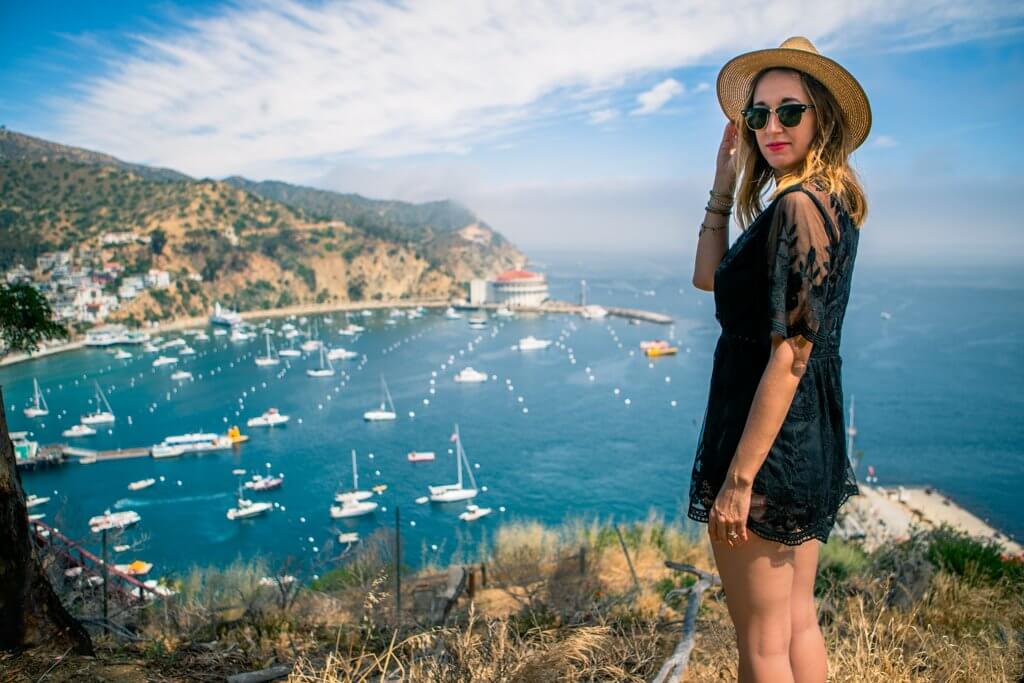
left=632, top=78, right=684, bottom=115
left=694, top=82, right=711, bottom=93
left=46, top=0, right=1024, bottom=179
left=872, top=135, right=899, bottom=148
left=588, top=108, right=620, bottom=125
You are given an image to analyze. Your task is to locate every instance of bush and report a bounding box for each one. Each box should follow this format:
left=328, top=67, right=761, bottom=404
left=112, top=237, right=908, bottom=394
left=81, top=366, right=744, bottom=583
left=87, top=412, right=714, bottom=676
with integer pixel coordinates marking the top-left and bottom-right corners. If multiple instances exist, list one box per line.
left=925, top=525, right=1024, bottom=586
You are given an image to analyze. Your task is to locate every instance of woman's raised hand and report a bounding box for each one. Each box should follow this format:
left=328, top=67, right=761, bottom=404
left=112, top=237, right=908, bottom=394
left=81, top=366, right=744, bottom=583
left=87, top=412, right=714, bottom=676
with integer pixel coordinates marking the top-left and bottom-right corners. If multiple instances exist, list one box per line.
left=714, top=121, right=738, bottom=193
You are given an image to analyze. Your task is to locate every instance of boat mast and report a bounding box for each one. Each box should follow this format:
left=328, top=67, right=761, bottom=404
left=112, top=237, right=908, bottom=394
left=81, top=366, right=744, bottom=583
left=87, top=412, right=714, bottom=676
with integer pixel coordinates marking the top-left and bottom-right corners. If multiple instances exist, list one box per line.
left=95, top=381, right=113, bottom=414
left=382, top=377, right=395, bottom=412
left=454, top=424, right=462, bottom=488
left=351, top=449, right=359, bottom=491
left=34, top=378, right=47, bottom=411
left=460, top=426, right=478, bottom=490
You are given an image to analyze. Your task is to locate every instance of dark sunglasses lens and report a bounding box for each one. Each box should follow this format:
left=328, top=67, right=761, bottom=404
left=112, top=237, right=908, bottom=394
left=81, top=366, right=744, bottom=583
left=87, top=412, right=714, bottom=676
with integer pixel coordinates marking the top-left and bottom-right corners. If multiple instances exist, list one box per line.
left=777, top=105, right=805, bottom=127
left=744, top=108, right=768, bottom=129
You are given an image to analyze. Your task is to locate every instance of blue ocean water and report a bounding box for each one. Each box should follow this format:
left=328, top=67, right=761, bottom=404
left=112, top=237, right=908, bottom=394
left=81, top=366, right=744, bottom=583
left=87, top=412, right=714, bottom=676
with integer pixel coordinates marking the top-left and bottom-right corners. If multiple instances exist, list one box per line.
left=4, top=254, right=1022, bottom=579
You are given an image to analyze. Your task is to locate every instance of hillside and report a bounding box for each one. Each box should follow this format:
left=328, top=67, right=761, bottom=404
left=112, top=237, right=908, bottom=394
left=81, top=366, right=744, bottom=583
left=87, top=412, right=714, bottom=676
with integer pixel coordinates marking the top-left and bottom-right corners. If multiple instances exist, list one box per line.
left=0, top=131, right=525, bottom=324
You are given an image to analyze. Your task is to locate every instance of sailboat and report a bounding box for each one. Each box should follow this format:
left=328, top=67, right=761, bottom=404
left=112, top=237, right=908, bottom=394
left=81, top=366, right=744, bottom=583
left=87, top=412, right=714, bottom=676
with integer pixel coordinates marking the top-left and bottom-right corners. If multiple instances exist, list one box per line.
left=306, top=345, right=335, bottom=377
left=279, top=337, right=302, bottom=358
left=81, top=381, right=115, bottom=425
left=255, top=331, right=280, bottom=367
left=363, top=376, right=397, bottom=421
left=300, top=319, right=322, bottom=352
left=330, top=449, right=378, bottom=518
left=24, top=379, right=49, bottom=418
left=428, top=424, right=479, bottom=503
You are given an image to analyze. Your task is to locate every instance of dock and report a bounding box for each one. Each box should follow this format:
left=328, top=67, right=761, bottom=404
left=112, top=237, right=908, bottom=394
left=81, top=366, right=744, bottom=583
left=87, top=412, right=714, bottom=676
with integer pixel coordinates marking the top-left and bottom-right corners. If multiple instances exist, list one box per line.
left=837, top=484, right=1022, bottom=556
left=59, top=445, right=152, bottom=462
left=469, top=300, right=674, bottom=325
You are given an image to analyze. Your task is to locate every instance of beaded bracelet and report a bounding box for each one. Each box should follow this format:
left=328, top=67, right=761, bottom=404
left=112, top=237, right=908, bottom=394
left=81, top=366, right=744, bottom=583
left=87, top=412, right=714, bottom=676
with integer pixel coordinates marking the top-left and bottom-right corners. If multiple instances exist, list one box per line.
left=705, top=202, right=732, bottom=216
left=699, top=222, right=727, bottom=238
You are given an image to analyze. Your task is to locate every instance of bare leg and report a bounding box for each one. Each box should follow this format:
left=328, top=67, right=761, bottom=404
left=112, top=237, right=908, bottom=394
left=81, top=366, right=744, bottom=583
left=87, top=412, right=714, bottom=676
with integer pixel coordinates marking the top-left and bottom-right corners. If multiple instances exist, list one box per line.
left=790, top=540, right=827, bottom=683
left=710, top=530, right=796, bottom=683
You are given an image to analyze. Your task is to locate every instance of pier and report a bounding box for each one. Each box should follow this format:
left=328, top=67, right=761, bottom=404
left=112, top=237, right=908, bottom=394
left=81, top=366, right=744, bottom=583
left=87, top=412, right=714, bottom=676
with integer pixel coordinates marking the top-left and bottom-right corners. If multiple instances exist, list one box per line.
left=469, top=300, right=674, bottom=325
left=59, top=445, right=152, bottom=462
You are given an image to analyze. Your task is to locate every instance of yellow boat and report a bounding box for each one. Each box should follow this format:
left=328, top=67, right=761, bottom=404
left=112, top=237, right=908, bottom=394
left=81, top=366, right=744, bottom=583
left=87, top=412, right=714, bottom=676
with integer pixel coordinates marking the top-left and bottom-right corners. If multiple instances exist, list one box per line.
left=645, top=346, right=678, bottom=357
left=227, top=426, right=249, bottom=444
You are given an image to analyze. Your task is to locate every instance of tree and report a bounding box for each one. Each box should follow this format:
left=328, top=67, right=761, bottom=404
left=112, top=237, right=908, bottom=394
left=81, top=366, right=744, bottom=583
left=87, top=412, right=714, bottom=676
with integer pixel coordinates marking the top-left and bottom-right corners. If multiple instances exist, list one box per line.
left=150, top=228, right=167, bottom=256
left=0, top=284, right=92, bottom=654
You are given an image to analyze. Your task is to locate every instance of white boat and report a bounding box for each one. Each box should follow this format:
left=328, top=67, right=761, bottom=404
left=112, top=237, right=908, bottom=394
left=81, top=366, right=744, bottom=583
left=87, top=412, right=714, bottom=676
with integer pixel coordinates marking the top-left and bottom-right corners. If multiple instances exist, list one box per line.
left=408, top=451, right=436, bottom=462
left=334, top=449, right=374, bottom=503
left=443, top=307, right=463, bottom=320
left=128, top=478, right=156, bottom=491
left=428, top=424, right=479, bottom=503
left=81, top=381, right=115, bottom=425
left=160, top=338, right=186, bottom=349
left=227, top=494, right=273, bottom=521
left=63, top=424, right=97, bottom=438
left=80, top=456, right=97, bottom=465
left=330, top=498, right=378, bottom=518
left=114, top=560, right=153, bottom=576
left=195, top=332, right=210, bottom=341
left=150, top=443, right=185, bottom=459
left=84, top=324, right=150, bottom=346
left=300, top=320, right=322, bottom=352
left=338, top=532, right=360, bottom=544
left=230, top=328, right=252, bottom=343
left=517, top=336, right=552, bottom=351
left=327, top=347, right=358, bottom=361
left=152, top=356, right=178, bottom=367
left=170, top=370, right=193, bottom=381
left=143, top=342, right=160, bottom=352
left=246, top=408, right=290, bottom=428
left=244, top=473, right=284, bottom=492
left=24, top=378, right=49, bottom=418
left=89, top=509, right=141, bottom=533
left=114, top=349, right=132, bottom=360
left=454, top=367, right=488, bottom=383
left=360, top=309, right=373, bottom=317
left=212, top=328, right=228, bottom=337
left=26, top=494, right=50, bottom=508
left=279, top=337, right=302, bottom=358
left=363, top=376, right=397, bottom=421
left=459, top=504, right=493, bottom=522
left=255, top=332, right=280, bottom=367
left=495, top=306, right=514, bottom=318
left=152, top=432, right=234, bottom=455
left=307, top=345, right=335, bottom=377
left=210, top=302, right=243, bottom=327
left=178, top=345, right=196, bottom=356
left=467, top=313, right=488, bottom=329
left=28, top=512, right=45, bottom=521
left=580, top=304, right=608, bottom=319
left=345, top=323, right=366, bottom=332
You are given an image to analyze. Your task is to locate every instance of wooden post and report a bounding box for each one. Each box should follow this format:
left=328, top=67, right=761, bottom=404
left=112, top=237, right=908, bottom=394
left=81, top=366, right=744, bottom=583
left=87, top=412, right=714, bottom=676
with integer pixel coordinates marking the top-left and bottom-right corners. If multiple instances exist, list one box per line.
left=394, top=505, right=401, bottom=626
left=101, top=528, right=109, bottom=627
left=480, top=562, right=487, bottom=588
left=614, top=524, right=640, bottom=593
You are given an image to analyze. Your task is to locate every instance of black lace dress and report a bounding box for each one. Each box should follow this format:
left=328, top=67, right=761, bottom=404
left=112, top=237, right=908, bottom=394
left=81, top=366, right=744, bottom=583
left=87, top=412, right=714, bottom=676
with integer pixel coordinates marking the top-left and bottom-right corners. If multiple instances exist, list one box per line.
left=687, top=180, right=860, bottom=546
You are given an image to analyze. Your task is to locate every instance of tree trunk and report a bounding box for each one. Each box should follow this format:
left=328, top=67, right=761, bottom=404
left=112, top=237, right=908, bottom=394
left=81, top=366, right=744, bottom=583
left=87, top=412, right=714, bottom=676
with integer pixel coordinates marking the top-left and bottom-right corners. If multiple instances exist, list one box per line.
left=0, top=387, right=93, bottom=654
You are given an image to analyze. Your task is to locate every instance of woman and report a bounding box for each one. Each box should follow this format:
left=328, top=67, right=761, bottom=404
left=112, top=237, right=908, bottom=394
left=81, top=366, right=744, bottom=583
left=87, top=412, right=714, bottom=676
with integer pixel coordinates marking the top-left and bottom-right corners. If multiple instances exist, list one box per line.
left=688, top=37, right=870, bottom=682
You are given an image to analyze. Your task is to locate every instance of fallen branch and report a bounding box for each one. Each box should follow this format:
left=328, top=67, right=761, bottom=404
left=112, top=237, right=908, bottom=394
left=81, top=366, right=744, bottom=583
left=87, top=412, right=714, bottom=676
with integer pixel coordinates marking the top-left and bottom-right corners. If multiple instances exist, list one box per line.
left=650, top=561, right=720, bottom=683
left=226, top=663, right=292, bottom=683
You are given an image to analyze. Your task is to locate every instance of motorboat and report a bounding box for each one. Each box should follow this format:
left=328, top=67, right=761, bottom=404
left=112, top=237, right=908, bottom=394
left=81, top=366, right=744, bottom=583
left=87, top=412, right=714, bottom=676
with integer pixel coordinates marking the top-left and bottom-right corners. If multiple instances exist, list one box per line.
left=327, top=347, right=358, bottom=360
left=454, top=367, right=488, bottom=383
left=114, top=349, right=132, bottom=360
left=459, top=504, right=492, bottom=522
left=337, top=532, right=360, bottom=544
left=428, top=424, right=479, bottom=503
left=26, top=494, right=50, bottom=508
left=160, top=338, right=186, bottom=349
left=150, top=443, right=185, bottom=459
left=246, top=408, right=290, bottom=428
left=645, top=346, right=678, bottom=357
left=407, top=451, right=436, bottom=462
left=23, top=378, right=49, bottom=418
left=143, top=342, right=160, bottom=353
left=210, top=302, right=242, bottom=327
left=517, top=336, right=552, bottom=351
left=227, top=495, right=273, bottom=521
left=114, top=560, right=153, bottom=576
left=170, top=370, right=193, bottom=381
left=330, top=498, right=378, bottom=518
left=178, top=345, right=196, bottom=356
left=494, top=307, right=514, bottom=318
left=244, top=473, right=284, bottom=492
left=152, top=356, right=178, bottom=367
left=467, top=312, right=488, bottom=329
left=639, top=340, right=670, bottom=350
left=81, top=381, right=115, bottom=425
left=443, top=307, right=463, bottom=320
left=63, top=424, right=97, bottom=438
left=363, top=376, right=396, bottom=420
left=580, top=304, right=608, bottom=319
left=128, top=478, right=156, bottom=491
left=89, top=509, right=141, bottom=533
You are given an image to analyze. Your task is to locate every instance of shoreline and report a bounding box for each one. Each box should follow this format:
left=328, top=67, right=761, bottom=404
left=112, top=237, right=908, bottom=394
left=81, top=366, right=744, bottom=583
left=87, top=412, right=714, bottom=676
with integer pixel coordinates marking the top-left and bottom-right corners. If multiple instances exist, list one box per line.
left=840, top=484, right=1022, bottom=556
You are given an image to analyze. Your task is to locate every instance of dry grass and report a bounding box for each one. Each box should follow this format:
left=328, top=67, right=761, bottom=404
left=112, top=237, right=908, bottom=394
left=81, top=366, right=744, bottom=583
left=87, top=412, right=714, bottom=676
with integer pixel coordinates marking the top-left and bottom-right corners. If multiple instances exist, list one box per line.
left=9, top=516, right=1023, bottom=682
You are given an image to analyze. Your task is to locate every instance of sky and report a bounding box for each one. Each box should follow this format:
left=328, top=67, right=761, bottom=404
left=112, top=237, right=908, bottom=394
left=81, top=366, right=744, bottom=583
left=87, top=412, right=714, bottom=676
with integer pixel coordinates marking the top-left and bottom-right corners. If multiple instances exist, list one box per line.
left=2, top=1, right=1023, bottom=265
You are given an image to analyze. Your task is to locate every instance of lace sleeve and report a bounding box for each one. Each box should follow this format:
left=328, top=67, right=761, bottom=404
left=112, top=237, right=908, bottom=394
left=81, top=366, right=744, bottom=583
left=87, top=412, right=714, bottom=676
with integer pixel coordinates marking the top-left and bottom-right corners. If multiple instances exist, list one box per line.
left=767, top=190, right=834, bottom=345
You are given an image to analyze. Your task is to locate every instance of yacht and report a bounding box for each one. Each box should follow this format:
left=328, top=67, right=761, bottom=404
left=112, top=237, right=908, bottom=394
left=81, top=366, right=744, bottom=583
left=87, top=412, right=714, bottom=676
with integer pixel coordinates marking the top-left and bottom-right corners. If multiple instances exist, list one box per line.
left=333, top=449, right=375, bottom=503
left=81, top=381, right=115, bottom=425
left=170, top=370, right=193, bottom=381
left=330, top=450, right=378, bottom=518
left=246, top=408, right=290, bottom=428
left=143, top=342, right=160, bottom=353
left=24, top=378, right=49, bottom=418
left=227, top=494, right=273, bottom=521
left=89, top=510, right=141, bottom=533
left=128, top=478, right=156, bottom=491
left=454, top=367, right=489, bottom=383
left=517, top=336, right=552, bottom=351
left=255, top=332, right=280, bottom=367
left=428, top=424, right=479, bottom=503
left=152, top=356, right=178, bottom=367
left=327, top=347, right=358, bottom=361
left=363, top=376, right=397, bottom=421
left=63, top=424, right=97, bottom=438
left=459, top=504, right=493, bottom=522
left=443, top=307, right=463, bottom=320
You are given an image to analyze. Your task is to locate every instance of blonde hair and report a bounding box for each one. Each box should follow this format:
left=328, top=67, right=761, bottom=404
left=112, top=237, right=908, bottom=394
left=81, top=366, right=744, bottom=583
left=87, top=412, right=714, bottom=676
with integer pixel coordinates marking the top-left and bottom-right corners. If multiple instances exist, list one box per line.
left=734, top=68, right=868, bottom=229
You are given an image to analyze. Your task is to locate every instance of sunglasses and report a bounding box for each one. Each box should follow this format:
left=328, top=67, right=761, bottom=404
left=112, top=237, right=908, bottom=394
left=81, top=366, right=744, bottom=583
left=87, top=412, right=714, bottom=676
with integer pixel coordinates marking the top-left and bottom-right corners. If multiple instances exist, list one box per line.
left=741, top=103, right=815, bottom=130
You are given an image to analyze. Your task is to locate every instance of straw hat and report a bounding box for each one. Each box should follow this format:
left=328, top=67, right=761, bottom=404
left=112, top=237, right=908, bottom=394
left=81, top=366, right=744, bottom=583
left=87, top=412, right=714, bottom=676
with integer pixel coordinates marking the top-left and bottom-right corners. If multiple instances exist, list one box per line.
left=717, top=36, right=871, bottom=151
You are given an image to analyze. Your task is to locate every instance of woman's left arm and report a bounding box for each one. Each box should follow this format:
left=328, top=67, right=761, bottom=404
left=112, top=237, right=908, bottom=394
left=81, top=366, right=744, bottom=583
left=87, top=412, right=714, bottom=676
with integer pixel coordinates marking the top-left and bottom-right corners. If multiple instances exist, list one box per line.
left=708, top=334, right=813, bottom=544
